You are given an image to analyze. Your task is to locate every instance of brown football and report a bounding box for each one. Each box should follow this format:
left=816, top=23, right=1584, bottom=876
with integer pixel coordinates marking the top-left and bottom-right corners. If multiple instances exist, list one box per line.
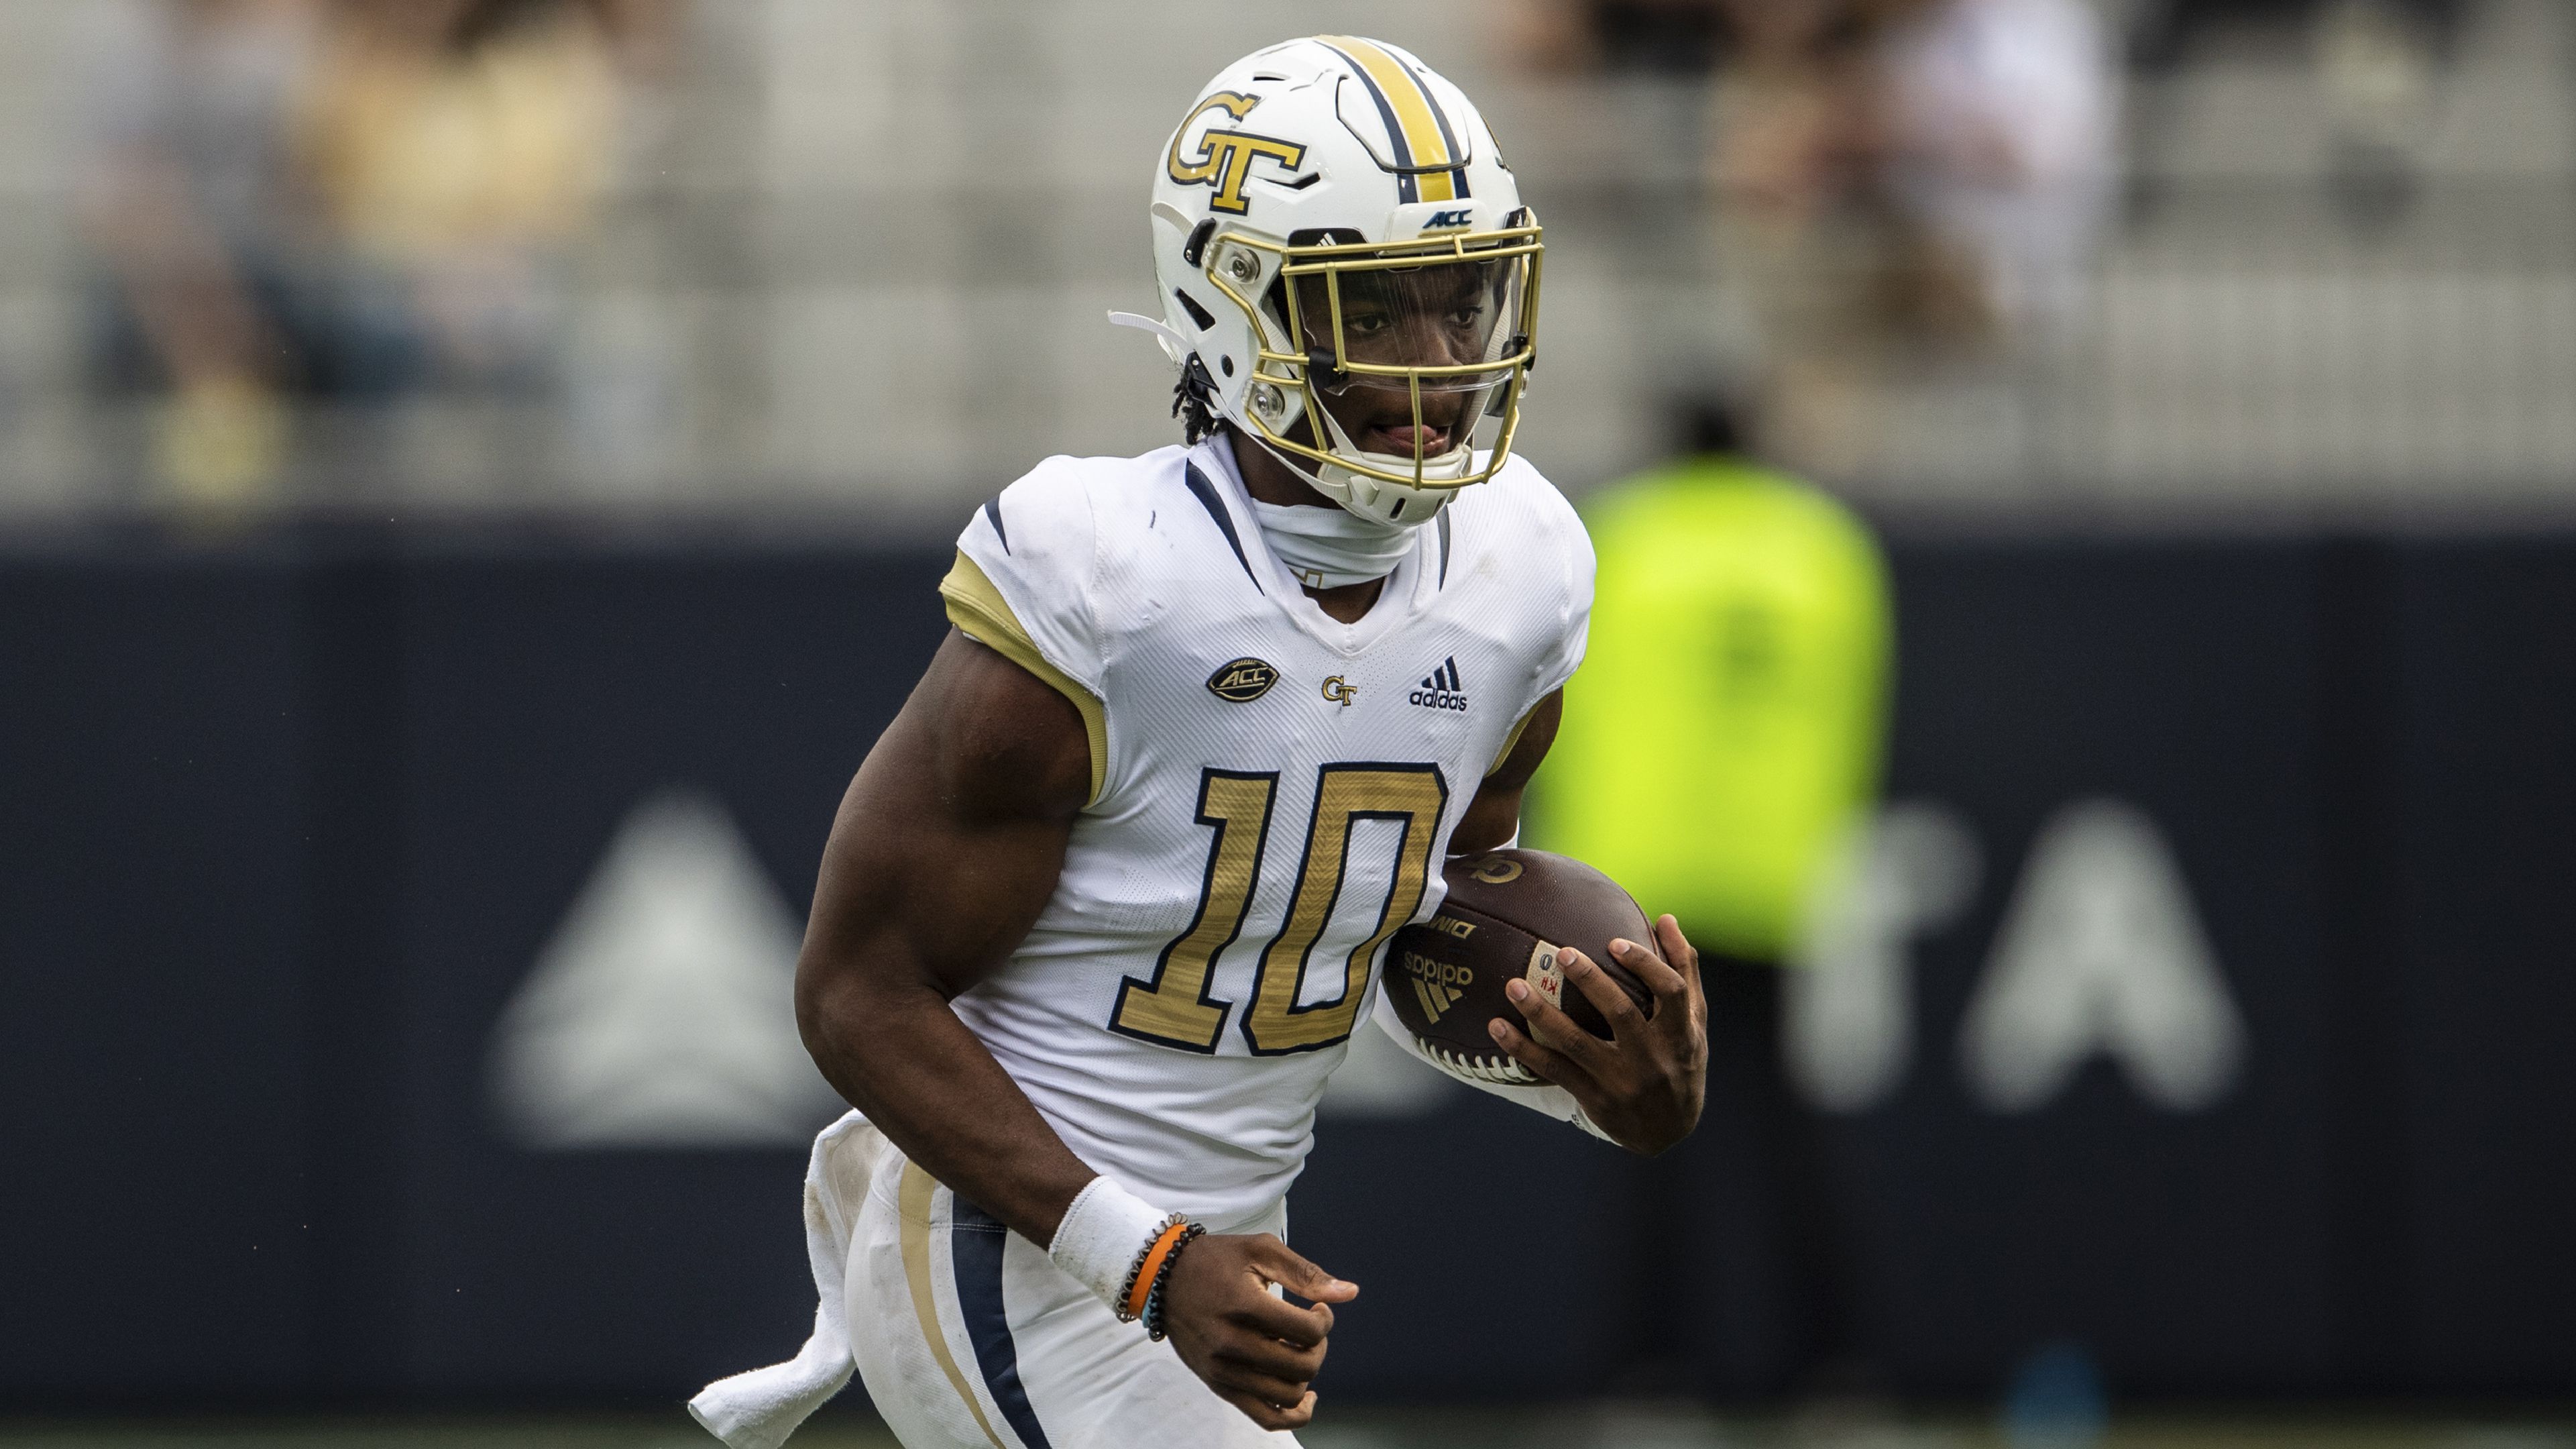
left=1382, top=848, right=1658, bottom=1086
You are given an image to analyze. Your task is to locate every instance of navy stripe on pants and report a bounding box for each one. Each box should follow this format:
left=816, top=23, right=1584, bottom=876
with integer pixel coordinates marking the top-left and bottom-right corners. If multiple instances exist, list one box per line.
left=950, top=1198, right=1056, bottom=1449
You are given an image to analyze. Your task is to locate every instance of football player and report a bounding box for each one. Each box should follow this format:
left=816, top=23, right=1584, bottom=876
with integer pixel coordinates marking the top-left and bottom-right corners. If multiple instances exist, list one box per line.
left=694, top=36, right=1708, bottom=1449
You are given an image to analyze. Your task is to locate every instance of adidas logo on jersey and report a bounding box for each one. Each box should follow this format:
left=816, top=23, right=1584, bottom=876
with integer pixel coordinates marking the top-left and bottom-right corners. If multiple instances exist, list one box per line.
left=1409, top=657, right=1469, bottom=712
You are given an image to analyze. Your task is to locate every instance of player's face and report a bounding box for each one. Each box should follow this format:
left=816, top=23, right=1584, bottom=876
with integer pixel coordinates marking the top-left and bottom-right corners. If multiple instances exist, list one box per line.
left=1288, top=258, right=1517, bottom=462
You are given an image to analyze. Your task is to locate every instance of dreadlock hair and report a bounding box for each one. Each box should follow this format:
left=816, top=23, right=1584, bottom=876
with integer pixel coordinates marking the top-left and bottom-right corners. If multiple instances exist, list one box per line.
left=1172, top=355, right=1221, bottom=445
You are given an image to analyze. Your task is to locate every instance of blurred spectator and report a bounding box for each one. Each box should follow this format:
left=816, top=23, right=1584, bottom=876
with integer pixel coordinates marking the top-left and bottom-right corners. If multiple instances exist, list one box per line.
left=1703, top=3, right=1894, bottom=475
left=71, top=0, right=670, bottom=509
left=2127, top=0, right=2463, bottom=72
left=73, top=0, right=321, bottom=506
left=1513, top=0, right=1733, bottom=76
left=1866, top=0, right=2121, bottom=345
left=1700, top=0, right=2116, bottom=472
left=298, top=0, right=664, bottom=397
left=2315, top=0, right=2442, bottom=227
left=1514, top=0, right=1856, bottom=78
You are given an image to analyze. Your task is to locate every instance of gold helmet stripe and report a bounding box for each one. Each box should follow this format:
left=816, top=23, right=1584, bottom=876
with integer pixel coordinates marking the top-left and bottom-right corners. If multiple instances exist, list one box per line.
left=1314, top=36, right=1467, bottom=204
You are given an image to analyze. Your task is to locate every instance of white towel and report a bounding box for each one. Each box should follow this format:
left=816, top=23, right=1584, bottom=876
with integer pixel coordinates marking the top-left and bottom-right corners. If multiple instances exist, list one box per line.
left=689, top=1112, right=883, bottom=1449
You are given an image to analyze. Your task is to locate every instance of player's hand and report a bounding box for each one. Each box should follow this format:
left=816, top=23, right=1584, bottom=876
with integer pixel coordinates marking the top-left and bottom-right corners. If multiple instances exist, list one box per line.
left=1486, top=913, right=1707, bottom=1155
left=1156, top=1232, right=1358, bottom=1432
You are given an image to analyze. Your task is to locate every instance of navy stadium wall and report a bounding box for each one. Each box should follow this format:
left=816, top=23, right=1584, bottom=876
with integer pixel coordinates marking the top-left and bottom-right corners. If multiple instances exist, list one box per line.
left=1, top=532, right=2570, bottom=1408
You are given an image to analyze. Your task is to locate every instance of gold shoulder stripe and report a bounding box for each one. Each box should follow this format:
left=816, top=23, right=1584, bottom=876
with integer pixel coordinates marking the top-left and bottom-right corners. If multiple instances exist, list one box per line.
left=1488, top=704, right=1538, bottom=777
left=897, top=1165, right=1009, bottom=1449
left=939, top=550, right=1109, bottom=805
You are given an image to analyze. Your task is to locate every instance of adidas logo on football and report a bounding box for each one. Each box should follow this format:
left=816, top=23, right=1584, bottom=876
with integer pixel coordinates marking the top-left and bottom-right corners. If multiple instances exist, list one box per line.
left=1409, top=657, right=1469, bottom=712
left=1402, top=951, right=1473, bottom=1024
left=1413, top=975, right=1461, bottom=1024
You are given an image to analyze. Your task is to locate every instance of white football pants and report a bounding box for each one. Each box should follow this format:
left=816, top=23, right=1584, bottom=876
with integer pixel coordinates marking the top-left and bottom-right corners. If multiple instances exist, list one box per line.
left=844, top=1125, right=1300, bottom=1449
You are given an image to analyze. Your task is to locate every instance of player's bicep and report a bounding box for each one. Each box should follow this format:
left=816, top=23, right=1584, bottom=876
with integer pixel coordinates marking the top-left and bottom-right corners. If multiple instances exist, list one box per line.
left=1451, top=689, right=1563, bottom=855
left=800, top=629, right=1091, bottom=1003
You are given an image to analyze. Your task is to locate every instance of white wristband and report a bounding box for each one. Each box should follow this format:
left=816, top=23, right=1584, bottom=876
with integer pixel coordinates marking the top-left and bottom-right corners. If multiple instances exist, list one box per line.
left=1047, top=1175, right=1172, bottom=1310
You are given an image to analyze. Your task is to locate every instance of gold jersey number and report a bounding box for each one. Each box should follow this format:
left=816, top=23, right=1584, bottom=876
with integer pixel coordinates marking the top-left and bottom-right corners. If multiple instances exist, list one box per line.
left=1111, top=763, right=1449, bottom=1055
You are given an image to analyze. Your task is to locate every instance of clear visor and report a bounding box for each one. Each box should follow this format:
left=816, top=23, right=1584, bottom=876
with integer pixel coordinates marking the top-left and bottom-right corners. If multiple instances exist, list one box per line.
left=1283, top=252, right=1531, bottom=402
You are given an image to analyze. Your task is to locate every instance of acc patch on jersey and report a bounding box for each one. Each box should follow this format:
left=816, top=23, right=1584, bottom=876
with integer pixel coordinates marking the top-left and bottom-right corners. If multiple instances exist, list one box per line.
left=1206, top=657, right=1280, bottom=702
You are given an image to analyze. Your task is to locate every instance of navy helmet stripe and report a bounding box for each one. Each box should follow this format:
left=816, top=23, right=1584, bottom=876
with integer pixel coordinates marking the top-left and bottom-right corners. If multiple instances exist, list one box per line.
left=1183, top=464, right=1262, bottom=588
left=981, top=497, right=1010, bottom=553
left=1404, top=65, right=1471, bottom=199
left=950, top=1198, right=1056, bottom=1449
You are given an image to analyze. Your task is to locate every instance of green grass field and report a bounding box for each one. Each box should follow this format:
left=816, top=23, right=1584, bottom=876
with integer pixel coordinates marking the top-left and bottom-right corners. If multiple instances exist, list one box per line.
left=2, top=1410, right=2569, bottom=1449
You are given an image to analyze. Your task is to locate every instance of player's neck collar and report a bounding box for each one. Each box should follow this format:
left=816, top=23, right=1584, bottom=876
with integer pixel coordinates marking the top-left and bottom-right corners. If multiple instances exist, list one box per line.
left=1206, top=436, right=1410, bottom=591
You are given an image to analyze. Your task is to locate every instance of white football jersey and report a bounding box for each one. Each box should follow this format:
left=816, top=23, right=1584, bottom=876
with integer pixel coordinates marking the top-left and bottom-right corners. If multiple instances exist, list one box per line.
left=936, top=437, right=1592, bottom=1226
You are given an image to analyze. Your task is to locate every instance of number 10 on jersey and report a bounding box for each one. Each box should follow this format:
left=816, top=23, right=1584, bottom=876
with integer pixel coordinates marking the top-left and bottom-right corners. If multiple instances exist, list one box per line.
left=1111, top=763, right=1450, bottom=1055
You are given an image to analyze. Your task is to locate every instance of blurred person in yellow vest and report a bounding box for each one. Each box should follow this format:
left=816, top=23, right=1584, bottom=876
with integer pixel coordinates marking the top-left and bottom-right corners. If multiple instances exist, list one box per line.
left=1541, top=398, right=1891, bottom=962
left=1532, top=394, right=1893, bottom=1391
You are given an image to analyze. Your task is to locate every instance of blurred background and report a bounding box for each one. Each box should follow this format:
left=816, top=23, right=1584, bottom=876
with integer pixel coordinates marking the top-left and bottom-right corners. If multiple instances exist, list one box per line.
left=3, top=0, right=2573, bottom=1446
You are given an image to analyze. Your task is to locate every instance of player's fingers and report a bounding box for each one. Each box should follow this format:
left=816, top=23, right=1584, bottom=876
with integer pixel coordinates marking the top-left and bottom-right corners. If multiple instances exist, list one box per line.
left=1247, top=1237, right=1357, bottom=1305
left=1653, top=915, right=1709, bottom=1036
left=1488, top=1012, right=1586, bottom=1088
left=1231, top=1286, right=1333, bottom=1348
left=1215, top=1326, right=1326, bottom=1383
left=1654, top=915, right=1701, bottom=994
left=1506, top=977, right=1611, bottom=1067
left=1221, top=1387, right=1317, bottom=1432
left=1610, top=935, right=1687, bottom=1007
left=1561, top=948, right=1649, bottom=1035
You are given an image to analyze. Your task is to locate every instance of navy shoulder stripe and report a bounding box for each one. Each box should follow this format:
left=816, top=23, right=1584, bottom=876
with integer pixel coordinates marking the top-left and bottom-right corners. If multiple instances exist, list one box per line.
left=1182, top=464, right=1261, bottom=588
left=1437, top=507, right=1453, bottom=587
left=981, top=497, right=1009, bottom=553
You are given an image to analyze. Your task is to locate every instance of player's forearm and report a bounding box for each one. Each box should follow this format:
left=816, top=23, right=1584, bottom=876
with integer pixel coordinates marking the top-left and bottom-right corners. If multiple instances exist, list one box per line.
left=795, top=963, right=1097, bottom=1245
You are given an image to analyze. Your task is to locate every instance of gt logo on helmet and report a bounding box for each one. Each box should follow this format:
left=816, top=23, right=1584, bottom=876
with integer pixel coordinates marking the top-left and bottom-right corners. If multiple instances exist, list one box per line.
left=1166, top=91, right=1310, bottom=216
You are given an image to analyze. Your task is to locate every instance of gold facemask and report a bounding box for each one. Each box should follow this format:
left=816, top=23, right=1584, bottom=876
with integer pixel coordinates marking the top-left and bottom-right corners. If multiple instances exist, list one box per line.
left=1202, top=219, right=1543, bottom=492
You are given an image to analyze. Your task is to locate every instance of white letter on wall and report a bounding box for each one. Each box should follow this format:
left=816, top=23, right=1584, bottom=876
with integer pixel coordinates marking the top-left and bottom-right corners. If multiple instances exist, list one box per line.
left=1788, top=802, right=1983, bottom=1113
left=1960, top=799, right=2245, bottom=1114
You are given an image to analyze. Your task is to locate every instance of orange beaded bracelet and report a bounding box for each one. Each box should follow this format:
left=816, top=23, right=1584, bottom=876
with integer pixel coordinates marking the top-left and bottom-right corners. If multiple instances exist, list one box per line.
left=1118, top=1219, right=1193, bottom=1323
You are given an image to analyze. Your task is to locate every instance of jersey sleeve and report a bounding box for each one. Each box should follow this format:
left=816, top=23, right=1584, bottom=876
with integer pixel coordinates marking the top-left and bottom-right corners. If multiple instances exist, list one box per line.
left=1533, top=481, right=1596, bottom=702
left=940, top=460, right=1110, bottom=803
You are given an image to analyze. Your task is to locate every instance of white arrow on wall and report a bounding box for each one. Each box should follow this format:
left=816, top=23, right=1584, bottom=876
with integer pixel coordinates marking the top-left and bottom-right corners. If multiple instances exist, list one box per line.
left=489, top=788, right=845, bottom=1150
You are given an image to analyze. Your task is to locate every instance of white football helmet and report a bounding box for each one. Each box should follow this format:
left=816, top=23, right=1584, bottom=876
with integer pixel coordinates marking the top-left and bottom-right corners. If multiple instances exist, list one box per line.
left=1125, top=36, right=1542, bottom=527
